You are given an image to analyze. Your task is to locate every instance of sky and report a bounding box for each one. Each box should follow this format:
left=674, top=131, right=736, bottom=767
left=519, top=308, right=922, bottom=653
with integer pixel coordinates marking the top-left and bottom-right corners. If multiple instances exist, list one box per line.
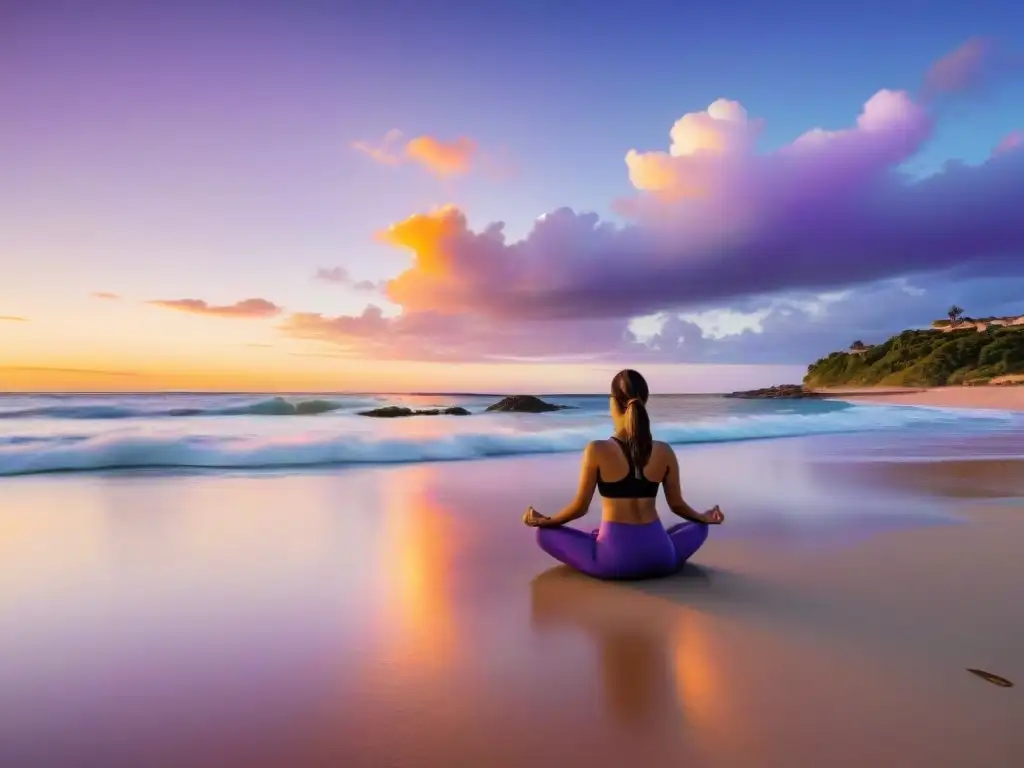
left=2, top=0, right=1023, bottom=393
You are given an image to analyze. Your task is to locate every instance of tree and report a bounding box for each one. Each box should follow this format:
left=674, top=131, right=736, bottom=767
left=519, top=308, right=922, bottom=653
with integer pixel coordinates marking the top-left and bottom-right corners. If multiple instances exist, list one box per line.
left=948, top=305, right=965, bottom=327
left=850, top=340, right=866, bottom=351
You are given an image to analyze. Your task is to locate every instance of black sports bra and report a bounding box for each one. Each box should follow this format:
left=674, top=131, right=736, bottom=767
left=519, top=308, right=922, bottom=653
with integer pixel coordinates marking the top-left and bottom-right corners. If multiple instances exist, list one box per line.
left=596, top=437, right=667, bottom=498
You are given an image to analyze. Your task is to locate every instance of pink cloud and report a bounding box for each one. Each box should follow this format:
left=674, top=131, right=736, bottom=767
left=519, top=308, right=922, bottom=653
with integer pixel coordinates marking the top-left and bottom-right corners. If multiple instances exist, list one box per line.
left=922, top=37, right=1019, bottom=100
left=90, top=291, right=120, bottom=300
left=0, top=315, right=29, bottom=322
left=994, top=130, right=1023, bottom=156
left=148, top=298, right=282, bottom=318
left=281, top=305, right=632, bottom=362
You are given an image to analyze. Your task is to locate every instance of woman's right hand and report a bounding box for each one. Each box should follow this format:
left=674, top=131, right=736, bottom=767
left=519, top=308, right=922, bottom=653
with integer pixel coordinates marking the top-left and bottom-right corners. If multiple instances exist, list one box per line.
left=701, top=505, right=725, bottom=524
left=523, top=506, right=552, bottom=528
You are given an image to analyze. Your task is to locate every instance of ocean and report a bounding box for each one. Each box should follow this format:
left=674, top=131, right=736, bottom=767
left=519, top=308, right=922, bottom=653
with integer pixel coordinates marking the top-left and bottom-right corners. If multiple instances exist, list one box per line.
left=1, top=391, right=1020, bottom=477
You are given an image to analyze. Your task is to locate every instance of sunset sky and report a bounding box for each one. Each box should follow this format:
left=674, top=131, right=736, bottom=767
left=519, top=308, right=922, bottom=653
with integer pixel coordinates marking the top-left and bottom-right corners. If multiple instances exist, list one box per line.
left=2, top=0, right=1023, bottom=393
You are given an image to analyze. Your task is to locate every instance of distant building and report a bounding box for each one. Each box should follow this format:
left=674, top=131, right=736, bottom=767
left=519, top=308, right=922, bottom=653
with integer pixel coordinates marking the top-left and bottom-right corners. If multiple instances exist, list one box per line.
left=931, top=314, right=1024, bottom=333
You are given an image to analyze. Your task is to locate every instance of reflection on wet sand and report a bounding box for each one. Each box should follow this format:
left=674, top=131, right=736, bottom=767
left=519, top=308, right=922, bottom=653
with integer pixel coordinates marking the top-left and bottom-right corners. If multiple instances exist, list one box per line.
left=377, top=466, right=464, bottom=672
left=530, top=565, right=728, bottom=740
left=669, top=581, right=730, bottom=740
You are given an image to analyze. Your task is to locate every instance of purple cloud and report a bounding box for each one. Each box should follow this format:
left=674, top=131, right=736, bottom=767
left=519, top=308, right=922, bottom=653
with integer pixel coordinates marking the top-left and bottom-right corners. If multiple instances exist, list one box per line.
left=314, top=267, right=383, bottom=292
left=314, top=267, right=352, bottom=283
left=274, top=42, right=1024, bottom=363
left=371, top=90, right=1021, bottom=324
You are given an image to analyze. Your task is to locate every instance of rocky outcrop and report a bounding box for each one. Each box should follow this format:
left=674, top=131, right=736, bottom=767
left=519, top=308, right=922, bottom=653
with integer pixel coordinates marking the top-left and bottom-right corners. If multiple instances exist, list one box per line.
left=484, top=395, right=573, bottom=413
left=358, top=406, right=471, bottom=418
left=724, top=384, right=824, bottom=399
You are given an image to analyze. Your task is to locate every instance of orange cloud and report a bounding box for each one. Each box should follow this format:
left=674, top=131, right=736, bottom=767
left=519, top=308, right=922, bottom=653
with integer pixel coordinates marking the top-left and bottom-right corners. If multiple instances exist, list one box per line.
left=90, top=291, right=120, bottom=300
left=353, top=130, right=479, bottom=177
left=147, top=298, right=282, bottom=318
left=374, top=205, right=504, bottom=315
left=1, top=315, right=29, bottom=322
left=404, top=135, right=477, bottom=176
left=378, top=205, right=464, bottom=276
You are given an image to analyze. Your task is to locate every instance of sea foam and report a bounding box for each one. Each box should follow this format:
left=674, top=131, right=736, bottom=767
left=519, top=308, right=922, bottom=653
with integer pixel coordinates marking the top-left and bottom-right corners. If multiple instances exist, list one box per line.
left=0, top=404, right=1010, bottom=476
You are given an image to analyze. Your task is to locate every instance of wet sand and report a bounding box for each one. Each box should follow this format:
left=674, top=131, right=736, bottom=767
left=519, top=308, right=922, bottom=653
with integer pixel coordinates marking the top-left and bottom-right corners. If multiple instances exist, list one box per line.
left=1, top=435, right=1022, bottom=767
left=824, top=385, right=1024, bottom=411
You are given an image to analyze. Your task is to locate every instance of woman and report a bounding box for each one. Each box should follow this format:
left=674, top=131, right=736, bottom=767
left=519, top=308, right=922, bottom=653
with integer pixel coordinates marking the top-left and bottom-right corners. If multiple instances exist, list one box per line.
left=523, top=369, right=724, bottom=580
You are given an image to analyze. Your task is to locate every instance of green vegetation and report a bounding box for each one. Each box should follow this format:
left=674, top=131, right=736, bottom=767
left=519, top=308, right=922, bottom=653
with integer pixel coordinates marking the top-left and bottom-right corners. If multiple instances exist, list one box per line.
left=805, top=325, right=1024, bottom=387
left=932, top=316, right=1000, bottom=328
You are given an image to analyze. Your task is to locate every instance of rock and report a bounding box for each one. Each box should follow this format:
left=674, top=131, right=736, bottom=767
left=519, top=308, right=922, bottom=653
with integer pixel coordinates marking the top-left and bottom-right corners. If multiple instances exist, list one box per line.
left=723, top=384, right=824, bottom=400
left=358, top=405, right=471, bottom=418
left=484, top=395, right=573, bottom=413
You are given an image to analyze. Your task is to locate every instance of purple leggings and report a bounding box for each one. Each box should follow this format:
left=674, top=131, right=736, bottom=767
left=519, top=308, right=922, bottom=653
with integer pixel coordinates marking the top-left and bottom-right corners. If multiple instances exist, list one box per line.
left=536, top=519, right=709, bottom=580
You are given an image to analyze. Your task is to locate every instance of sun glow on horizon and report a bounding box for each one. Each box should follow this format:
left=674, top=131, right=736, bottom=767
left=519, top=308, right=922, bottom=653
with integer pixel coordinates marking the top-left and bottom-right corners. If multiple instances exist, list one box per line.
left=0, top=289, right=800, bottom=394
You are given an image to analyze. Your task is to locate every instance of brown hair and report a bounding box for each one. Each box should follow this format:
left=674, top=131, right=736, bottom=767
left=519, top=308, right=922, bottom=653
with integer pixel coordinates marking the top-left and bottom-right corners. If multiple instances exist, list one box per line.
left=610, top=369, right=652, bottom=477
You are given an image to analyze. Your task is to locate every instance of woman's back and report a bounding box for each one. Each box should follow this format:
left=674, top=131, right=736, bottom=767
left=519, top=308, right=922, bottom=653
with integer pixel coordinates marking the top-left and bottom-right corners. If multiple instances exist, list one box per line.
left=593, top=438, right=672, bottom=525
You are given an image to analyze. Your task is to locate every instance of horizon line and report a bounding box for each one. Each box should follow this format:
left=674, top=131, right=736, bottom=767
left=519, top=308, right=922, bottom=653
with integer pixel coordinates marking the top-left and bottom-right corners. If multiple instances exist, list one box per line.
left=0, top=389, right=748, bottom=397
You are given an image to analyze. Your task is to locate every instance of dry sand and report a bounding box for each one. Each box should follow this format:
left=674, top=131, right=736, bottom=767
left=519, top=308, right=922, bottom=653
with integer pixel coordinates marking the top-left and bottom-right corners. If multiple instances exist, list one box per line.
left=823, top=385, right=1024, bottom=411
left=1, top=439, right=1022, bottom=766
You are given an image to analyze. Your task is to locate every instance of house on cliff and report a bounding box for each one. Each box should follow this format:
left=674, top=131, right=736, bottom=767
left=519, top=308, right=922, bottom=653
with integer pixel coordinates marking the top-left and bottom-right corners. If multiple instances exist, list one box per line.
left=931, top=314, right=1024, bottom=333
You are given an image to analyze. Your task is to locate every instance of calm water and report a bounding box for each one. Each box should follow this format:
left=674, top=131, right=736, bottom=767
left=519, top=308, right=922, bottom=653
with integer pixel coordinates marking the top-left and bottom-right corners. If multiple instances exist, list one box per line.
left=2, top=391, right=1021, bottom=476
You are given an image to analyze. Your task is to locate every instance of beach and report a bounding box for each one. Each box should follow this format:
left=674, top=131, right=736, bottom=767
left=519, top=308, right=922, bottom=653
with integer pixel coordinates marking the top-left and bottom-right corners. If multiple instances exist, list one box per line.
left=2, top=394, right=1024, bottom=766
left=823, top=385, right=1024, bottom=412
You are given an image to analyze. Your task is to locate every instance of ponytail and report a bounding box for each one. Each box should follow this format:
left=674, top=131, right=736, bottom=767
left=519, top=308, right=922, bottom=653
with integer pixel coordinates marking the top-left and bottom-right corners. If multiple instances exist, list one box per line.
left=610, top=369, right=653, bottom=477
left=623, top=399, right=653, bottom=478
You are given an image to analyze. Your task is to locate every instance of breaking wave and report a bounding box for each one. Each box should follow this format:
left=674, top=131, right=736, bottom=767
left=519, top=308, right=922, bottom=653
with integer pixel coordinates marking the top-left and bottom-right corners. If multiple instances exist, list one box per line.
left=0, top=397, right=360, bottom=420
left=0, top=404, right=1013, bottom=476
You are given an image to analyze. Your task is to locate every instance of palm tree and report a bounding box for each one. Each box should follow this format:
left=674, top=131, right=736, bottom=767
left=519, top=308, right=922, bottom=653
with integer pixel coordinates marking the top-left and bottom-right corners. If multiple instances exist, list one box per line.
left=947, top=305, right=965, bottom=327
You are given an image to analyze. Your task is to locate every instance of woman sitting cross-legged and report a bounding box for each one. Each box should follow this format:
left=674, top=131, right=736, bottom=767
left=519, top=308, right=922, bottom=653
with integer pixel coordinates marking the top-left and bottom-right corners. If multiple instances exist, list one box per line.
left=523, top=368, right=724, bottom=580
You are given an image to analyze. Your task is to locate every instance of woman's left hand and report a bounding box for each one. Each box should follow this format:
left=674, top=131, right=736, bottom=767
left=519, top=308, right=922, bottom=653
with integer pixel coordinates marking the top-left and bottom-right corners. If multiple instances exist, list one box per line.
left=523, top=506, right=551, bottom=527
left=702, top=505, right=725, bottom=524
